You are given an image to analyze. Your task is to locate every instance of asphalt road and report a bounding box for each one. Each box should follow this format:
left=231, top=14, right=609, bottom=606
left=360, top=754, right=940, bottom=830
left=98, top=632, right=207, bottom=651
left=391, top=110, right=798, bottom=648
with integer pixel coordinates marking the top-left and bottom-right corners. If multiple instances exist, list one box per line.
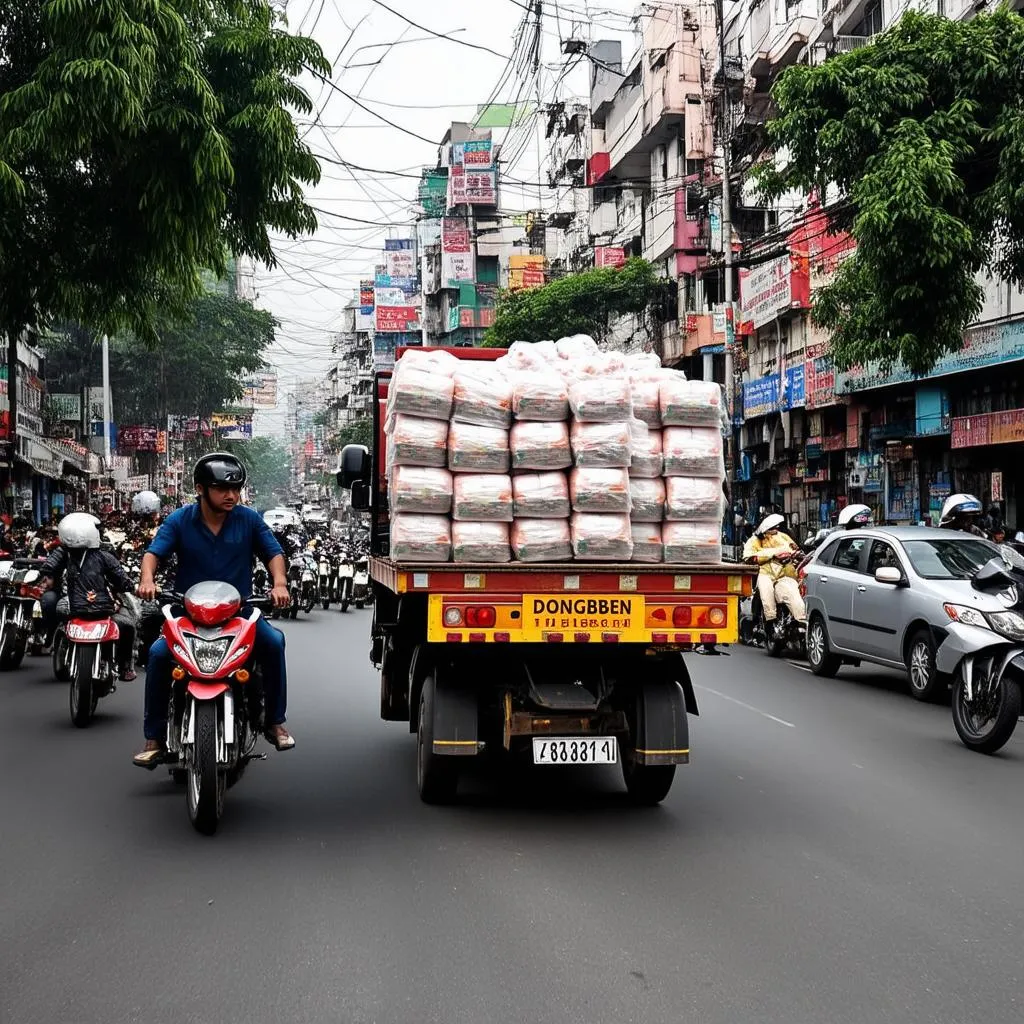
left=2, top=611, right=1023, bottom=1024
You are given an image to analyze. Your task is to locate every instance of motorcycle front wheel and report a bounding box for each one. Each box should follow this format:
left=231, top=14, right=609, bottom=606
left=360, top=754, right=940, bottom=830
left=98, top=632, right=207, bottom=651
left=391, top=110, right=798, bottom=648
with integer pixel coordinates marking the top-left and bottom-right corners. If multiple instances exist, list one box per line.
left=952, top=672, right=1021, bottom=755
left=187, top=701, right=224, bottom=835
left=69, top=649, right=94, bottom=728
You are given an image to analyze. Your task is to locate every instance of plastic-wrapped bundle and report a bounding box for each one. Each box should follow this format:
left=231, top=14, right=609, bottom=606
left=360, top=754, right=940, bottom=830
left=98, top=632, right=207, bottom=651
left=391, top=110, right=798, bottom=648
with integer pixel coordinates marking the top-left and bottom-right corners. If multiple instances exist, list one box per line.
left=510, top=421, right=572, bottom=470
left=569, top=467, right=631, bottom=514
left=570, top=513, right=633, bottom=561
left=452, top=367, right=513, bottom=428
left=555, top=334, right=600, bottom=362
left=389, top=466, right=453, bottom=515
left=625, top=352, right=663, bottom=377
left=512, top=372, right=570, bottom=421
left=629, top=478, right=666, bottom=522
left=629, top=420, right=663, bottom=478
left=506, top=340, right=555, bottom=373
left=665, top=476, right=726, bottom=521
left=512, top=473, right=570, bottom=519
left=388, top=367, right=454, bottom=422
left=662, top=521, right=722, bottom=564
left=661, top=378, right=723, bottom=427
left=396, top=348, right=459, bottom=377
left=630, top=378, right=663, bottom=428
left=448, top=422, right=510, bottom=473
left=631, top=523, right=663, bottom=563
left=663, top=427, right=725, bottom=479
left=511, top=519, right=573, bottom=562
left=568, top=375, right=631, bottom=422
left=387, top=415, right=448, bottom=469
left=390, top=514, right=451, bottom=563
left=452, top=474, right=513, bottom=522
left=452, top=522, right=511, bottom=563
left=570, top=420, right=631, bottom=468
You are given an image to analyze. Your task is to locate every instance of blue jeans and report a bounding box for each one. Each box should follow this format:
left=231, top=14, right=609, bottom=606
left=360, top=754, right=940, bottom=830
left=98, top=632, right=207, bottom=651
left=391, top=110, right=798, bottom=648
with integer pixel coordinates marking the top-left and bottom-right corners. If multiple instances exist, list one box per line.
left=143, top=617, right=287, bottom=741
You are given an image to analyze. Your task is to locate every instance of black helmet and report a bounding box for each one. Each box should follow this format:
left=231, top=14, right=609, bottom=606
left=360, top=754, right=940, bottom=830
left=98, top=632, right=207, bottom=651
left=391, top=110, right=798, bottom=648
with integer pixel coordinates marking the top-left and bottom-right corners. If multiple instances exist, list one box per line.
left=193, top=452, right=247, bottom=489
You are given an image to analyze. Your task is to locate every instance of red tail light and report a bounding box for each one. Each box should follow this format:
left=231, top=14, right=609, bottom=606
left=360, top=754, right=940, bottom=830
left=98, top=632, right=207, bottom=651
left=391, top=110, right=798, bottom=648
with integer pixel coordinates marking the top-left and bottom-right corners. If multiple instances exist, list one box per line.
left=672, top=606, right=692, bottom=627
left=465, top=605, right=496, bottom=627
left=20, top=585, right=42, bottom=599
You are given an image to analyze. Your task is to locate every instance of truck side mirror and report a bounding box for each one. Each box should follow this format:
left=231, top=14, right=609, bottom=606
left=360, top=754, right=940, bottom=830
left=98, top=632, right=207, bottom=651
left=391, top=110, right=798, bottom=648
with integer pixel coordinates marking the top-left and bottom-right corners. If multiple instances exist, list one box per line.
left=350, top=481, right=371, bottom=511
left=336, top=444, right=370, bottom=490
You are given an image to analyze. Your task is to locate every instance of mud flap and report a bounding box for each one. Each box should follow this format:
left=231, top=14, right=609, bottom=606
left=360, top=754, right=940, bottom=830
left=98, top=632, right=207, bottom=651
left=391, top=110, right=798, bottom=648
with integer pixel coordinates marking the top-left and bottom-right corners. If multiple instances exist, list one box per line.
left=430, top=666, right=479, bottom=757
left=633, top=678, right=690, bottom=766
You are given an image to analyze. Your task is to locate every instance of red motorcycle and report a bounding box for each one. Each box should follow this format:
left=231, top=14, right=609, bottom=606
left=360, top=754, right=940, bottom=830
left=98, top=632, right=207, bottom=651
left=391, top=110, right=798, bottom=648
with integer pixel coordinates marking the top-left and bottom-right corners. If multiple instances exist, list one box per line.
left=56, top=616, right=121, bottom=728
left=158, top=582, right=272, bottom=835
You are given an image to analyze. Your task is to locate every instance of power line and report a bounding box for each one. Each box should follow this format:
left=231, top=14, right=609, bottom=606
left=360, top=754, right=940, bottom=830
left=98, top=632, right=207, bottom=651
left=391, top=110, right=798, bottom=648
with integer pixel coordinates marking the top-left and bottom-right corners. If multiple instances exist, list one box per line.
left=364, top=0, right=512, bottom=60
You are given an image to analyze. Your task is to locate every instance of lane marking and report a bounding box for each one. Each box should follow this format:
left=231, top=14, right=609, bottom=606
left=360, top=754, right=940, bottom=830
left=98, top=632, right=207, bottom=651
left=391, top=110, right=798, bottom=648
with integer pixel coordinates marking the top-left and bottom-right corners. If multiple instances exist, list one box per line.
left=694, top=684, right=796, bottom=728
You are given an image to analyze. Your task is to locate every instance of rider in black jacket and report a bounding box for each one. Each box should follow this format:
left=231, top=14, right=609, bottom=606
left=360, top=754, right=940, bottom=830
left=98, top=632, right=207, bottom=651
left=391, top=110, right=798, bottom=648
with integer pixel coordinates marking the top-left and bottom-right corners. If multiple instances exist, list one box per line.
left=39, top=512, right=138, bottom=680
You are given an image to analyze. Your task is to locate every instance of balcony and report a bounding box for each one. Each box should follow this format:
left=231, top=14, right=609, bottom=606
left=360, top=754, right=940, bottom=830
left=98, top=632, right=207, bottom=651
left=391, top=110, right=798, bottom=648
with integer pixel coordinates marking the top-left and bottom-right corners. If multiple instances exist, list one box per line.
left=643, top=193, right=676, bottom=264
left=830, top=0, right=875, bottom=38
left=831, top=32, right=875, bottom=53
left=750, top=16, right=818, bottom=85
left=590, top=200, right=618, bottom=238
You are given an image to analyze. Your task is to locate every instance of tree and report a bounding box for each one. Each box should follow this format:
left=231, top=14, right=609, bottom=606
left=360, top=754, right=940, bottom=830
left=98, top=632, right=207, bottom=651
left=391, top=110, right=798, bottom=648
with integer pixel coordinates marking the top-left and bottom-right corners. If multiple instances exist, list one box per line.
left=44, top=293, right=276, bottom=423
left=0, top=0, right=327, bottom=343
left=484, top=259, right=670, bottom=347
left=756, top=9, right=1024, bottom=374
left=331, top=419, right=373, bottom=453
left=226, top=436, right=291, bottom=506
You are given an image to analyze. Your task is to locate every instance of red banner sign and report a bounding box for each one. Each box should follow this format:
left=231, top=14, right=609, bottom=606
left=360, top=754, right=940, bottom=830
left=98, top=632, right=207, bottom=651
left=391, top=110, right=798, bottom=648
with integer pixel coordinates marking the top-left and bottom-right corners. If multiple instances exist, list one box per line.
left=595, top=246, right=626, bottom=268
left=375, top=306, right=419, bottom=333
left=951, top=408, right=1024, bottom=448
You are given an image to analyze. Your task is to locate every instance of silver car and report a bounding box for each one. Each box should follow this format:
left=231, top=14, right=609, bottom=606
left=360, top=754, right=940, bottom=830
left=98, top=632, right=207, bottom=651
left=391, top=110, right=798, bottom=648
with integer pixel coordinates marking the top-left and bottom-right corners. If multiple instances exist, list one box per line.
left=801, top=527, right=999, bottom=700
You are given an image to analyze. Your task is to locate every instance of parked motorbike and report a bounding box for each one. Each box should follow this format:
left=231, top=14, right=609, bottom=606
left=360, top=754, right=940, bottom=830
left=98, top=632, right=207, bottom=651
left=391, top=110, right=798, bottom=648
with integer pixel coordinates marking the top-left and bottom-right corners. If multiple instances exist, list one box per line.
left=949, top=545, right=1024, bottom=754
left=0, top=558, right=47, bottom=670
left=156, top=583, right=273, bottom=834
left=352, top=556, right=370, bottom=610
left=318, top=552, right=332, bottom=610
left=53, top=612, right=122, bottom=727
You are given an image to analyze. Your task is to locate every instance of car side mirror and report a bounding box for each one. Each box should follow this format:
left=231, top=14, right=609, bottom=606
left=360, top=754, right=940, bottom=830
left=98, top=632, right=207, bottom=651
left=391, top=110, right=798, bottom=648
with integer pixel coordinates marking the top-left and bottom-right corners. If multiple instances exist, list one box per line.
left=875, top=566, right=904, bottom=585
left=336, top=444, right=370, bottom=490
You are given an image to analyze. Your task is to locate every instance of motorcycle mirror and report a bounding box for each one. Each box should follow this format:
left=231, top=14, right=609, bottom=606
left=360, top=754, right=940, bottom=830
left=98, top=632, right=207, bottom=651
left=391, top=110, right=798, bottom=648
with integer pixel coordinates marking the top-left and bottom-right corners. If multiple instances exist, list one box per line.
left=874, top=566, right=904, bottom=586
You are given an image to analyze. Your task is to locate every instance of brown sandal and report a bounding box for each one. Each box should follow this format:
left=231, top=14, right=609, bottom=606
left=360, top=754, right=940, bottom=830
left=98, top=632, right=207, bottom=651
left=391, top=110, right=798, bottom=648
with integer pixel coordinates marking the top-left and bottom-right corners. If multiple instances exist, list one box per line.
left=132, top=743, right=167, bottom=770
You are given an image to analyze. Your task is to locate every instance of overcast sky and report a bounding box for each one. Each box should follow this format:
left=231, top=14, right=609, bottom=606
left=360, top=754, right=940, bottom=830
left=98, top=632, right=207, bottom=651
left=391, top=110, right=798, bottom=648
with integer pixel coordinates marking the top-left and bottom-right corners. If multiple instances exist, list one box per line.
left=254, top=0, right=642, bottom=434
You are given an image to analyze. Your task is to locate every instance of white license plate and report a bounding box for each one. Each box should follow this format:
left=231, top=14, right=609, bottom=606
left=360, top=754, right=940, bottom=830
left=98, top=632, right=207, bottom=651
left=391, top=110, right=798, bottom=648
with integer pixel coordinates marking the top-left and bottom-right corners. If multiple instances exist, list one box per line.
left=532, top=737, right=618, bottom=765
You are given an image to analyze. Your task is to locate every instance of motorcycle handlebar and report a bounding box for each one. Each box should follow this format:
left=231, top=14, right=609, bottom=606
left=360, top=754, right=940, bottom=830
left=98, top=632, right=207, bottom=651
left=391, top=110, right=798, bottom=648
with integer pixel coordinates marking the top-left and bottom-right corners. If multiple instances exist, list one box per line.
left=155, top=591, right=273, bottom=610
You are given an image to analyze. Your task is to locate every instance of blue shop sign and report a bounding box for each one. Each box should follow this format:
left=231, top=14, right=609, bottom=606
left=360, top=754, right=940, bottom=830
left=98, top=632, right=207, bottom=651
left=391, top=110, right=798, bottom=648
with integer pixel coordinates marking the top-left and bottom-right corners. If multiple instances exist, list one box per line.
left=743, top=365, right=805, bottom=419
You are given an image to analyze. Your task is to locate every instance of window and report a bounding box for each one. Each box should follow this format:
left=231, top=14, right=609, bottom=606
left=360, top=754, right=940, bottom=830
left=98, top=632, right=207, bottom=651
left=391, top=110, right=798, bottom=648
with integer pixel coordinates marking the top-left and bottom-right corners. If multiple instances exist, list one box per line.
left=902, top=538, right=997, bottom=580
left=832, top=537, right=868, bottom=571
left=867, top=541, right=901, bottom=576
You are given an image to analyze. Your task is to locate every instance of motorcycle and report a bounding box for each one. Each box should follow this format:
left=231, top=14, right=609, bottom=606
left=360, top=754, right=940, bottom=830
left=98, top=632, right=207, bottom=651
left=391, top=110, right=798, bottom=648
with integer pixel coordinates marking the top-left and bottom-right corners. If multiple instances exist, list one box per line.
left=0, top=558, right=47, bottom=670
left=949, top=545, right=1024, bottom=754
left=318, top=552, right=332, bottom=610
left=53, top=612, right=122, bottom=727
left=156, top=583, right=273, bottom=834
left=300, top=554, right=317, bottom=614
left=352, top=556, right=370, bottom=610
left=750, top=552, right=806, bottom=658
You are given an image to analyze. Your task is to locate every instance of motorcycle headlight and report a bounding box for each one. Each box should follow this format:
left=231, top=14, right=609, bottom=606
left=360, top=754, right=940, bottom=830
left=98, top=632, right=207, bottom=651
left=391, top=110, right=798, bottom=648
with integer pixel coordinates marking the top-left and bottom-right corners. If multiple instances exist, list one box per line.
left=987, top=611, right=1024, bottom=641
left=943, top=604, right=991, bottom=630
left=187, top=636, right=232, bottom=674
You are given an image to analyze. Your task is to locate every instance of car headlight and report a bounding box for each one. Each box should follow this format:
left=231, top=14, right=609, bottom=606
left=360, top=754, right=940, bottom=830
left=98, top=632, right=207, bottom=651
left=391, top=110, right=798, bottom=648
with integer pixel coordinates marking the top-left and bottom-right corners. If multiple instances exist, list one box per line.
left=987, top=611, right=1024, bottom=641
left=944, top=604, right=992, bottom=630
left=187, top=636, right=232, bottom=674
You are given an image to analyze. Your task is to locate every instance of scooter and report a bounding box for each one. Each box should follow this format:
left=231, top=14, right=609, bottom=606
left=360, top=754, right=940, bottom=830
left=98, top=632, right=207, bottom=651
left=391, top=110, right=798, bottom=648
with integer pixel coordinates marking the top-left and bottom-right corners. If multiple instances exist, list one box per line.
left=152, top=583, right=274, bottom=834
left=947, top=545, right=1024, bottom=754
left=54, top=614, right=121, bottom=727
left=352, top=557, right=370, bottom=610
left=318, top=552, right=332, bottom=610
left=336, top=549, right=354, bottom=612
left=0, top=558, right=47, bottom=670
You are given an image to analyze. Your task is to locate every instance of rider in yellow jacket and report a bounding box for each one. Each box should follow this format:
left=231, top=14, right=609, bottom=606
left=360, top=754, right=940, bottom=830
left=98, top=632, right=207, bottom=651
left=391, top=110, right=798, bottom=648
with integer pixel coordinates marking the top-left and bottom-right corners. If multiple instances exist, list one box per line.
left=743, top=513, right=806, bottom=630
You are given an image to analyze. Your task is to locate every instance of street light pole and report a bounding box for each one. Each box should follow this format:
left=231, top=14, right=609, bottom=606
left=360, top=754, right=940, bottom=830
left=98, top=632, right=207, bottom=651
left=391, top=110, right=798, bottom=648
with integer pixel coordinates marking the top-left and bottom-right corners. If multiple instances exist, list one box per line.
left=101, top=333, right=112, bottom=470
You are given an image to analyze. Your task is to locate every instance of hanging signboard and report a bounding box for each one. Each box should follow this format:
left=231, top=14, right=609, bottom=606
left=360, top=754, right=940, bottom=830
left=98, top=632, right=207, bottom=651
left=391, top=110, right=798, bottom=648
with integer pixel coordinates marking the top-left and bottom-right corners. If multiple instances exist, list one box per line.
left=384, top=239, right=416, bottom=279
left=441, top=217, right=474, bottom=285
left=375, top=306, right=420, bottom=332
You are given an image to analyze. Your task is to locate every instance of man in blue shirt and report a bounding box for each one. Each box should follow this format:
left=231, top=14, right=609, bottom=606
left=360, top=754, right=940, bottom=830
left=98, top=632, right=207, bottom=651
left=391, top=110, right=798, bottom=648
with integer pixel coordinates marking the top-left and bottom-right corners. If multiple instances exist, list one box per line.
left=133, top=452, right=294, bottom=768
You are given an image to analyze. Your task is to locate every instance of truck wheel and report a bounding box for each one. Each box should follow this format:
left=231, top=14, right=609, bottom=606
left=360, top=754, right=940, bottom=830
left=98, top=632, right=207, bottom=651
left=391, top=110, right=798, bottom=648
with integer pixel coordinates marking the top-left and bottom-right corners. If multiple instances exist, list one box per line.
left=416, top=674, right=459, bottom=805
left=621, top=750, right=675, bottom=806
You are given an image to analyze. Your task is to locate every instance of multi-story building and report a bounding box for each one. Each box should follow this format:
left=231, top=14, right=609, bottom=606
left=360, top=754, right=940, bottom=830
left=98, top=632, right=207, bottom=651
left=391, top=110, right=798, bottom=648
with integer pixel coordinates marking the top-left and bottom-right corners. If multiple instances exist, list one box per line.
left=327, top=297, right=374, bottom=434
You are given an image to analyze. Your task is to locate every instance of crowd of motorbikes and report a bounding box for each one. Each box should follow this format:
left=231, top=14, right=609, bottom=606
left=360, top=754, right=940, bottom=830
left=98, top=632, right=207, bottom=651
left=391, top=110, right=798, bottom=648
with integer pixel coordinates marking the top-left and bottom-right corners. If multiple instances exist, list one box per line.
left=735, top=493, right=1024, bottom=758
left=259, top=534, right=372, bottom=619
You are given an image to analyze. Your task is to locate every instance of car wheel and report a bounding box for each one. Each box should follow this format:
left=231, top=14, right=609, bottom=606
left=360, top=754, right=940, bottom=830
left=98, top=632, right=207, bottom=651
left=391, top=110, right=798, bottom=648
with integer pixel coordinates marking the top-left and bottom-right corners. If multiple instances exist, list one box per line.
left=906, top=629, right=948, bottom=703
left=806, top=614, right=841, bottom=678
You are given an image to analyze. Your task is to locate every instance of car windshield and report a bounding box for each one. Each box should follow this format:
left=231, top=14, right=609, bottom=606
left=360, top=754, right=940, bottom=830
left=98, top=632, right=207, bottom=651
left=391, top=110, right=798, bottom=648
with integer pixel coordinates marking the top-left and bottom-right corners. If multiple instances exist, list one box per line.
left=902, top=538, right=998, bottom=579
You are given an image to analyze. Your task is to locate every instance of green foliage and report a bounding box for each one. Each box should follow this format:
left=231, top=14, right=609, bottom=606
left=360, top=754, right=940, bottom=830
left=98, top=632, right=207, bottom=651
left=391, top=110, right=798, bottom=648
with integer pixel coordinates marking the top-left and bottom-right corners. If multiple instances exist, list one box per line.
left=225, top=435, right=291, bottom=505
left=757, top=9, right=1024, bottom=374
left=331, top=418, right=373, bottom=453
left=0, top=0, right=328, bottom=340
left=484, top=258, right=668, bottom=347
left=45, top=293, right=276, bottom=422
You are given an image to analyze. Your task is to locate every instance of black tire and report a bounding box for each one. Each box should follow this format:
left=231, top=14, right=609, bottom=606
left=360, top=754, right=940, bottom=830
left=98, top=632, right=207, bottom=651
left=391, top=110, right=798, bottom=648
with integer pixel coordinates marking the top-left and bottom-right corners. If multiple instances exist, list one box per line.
left=340, top=598, right=350, bottom=613
left=806, top=614, right=841, bottom=678
left=622, top=759, right=675, bottom=805
left=171, top=768, right=187, bottom=786
left=186, top=701, right=224, bottom=835
left=52, top=632, right=72, bottom=682
left=906, top=629, right=948, bottom=702
left=271, top=607, right=281, bottom=621
left=7, top=638, right=26, bottom=670
left=69, top=647, right=94, bottom=728
left=289, top=601, right=299, bottom=620
left=952, top=673, right=1021, bottom=754
left=0, top=622, right=20, bottom=671
left=355, top=600, right=364, bottom=610
left=763, top=615, right=785, bottom=658
left=416, top=674, right=459, bottom=804
left=321, top=599, right=330, bottom=611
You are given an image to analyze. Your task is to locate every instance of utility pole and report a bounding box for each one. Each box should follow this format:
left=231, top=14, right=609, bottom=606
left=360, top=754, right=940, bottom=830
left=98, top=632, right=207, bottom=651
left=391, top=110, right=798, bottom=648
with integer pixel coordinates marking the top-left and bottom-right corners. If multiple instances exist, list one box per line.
left=533, top=1, right=545, bottom=210
left=715, top=0, right=736, bottom=426
left=101, top=334, right=112, bottom=469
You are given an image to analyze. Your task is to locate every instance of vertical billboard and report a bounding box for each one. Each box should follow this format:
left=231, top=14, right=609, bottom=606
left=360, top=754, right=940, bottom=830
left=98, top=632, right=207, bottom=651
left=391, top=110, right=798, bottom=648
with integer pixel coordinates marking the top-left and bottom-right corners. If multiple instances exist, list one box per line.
left=441, top=217, right=474, bottom=285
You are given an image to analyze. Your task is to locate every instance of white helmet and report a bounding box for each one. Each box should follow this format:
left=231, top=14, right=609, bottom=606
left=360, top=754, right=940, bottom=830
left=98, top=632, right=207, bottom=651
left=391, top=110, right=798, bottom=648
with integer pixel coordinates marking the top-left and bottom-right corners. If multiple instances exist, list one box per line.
left=756, top=513, right=785, bottom=537
left=939, top=493, right=982, bottom=527
left=131, top=490, right=160, bottom=515
left=838, top=503, right=872, bottom=530
left=58, top=511, right=102, bottom=550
